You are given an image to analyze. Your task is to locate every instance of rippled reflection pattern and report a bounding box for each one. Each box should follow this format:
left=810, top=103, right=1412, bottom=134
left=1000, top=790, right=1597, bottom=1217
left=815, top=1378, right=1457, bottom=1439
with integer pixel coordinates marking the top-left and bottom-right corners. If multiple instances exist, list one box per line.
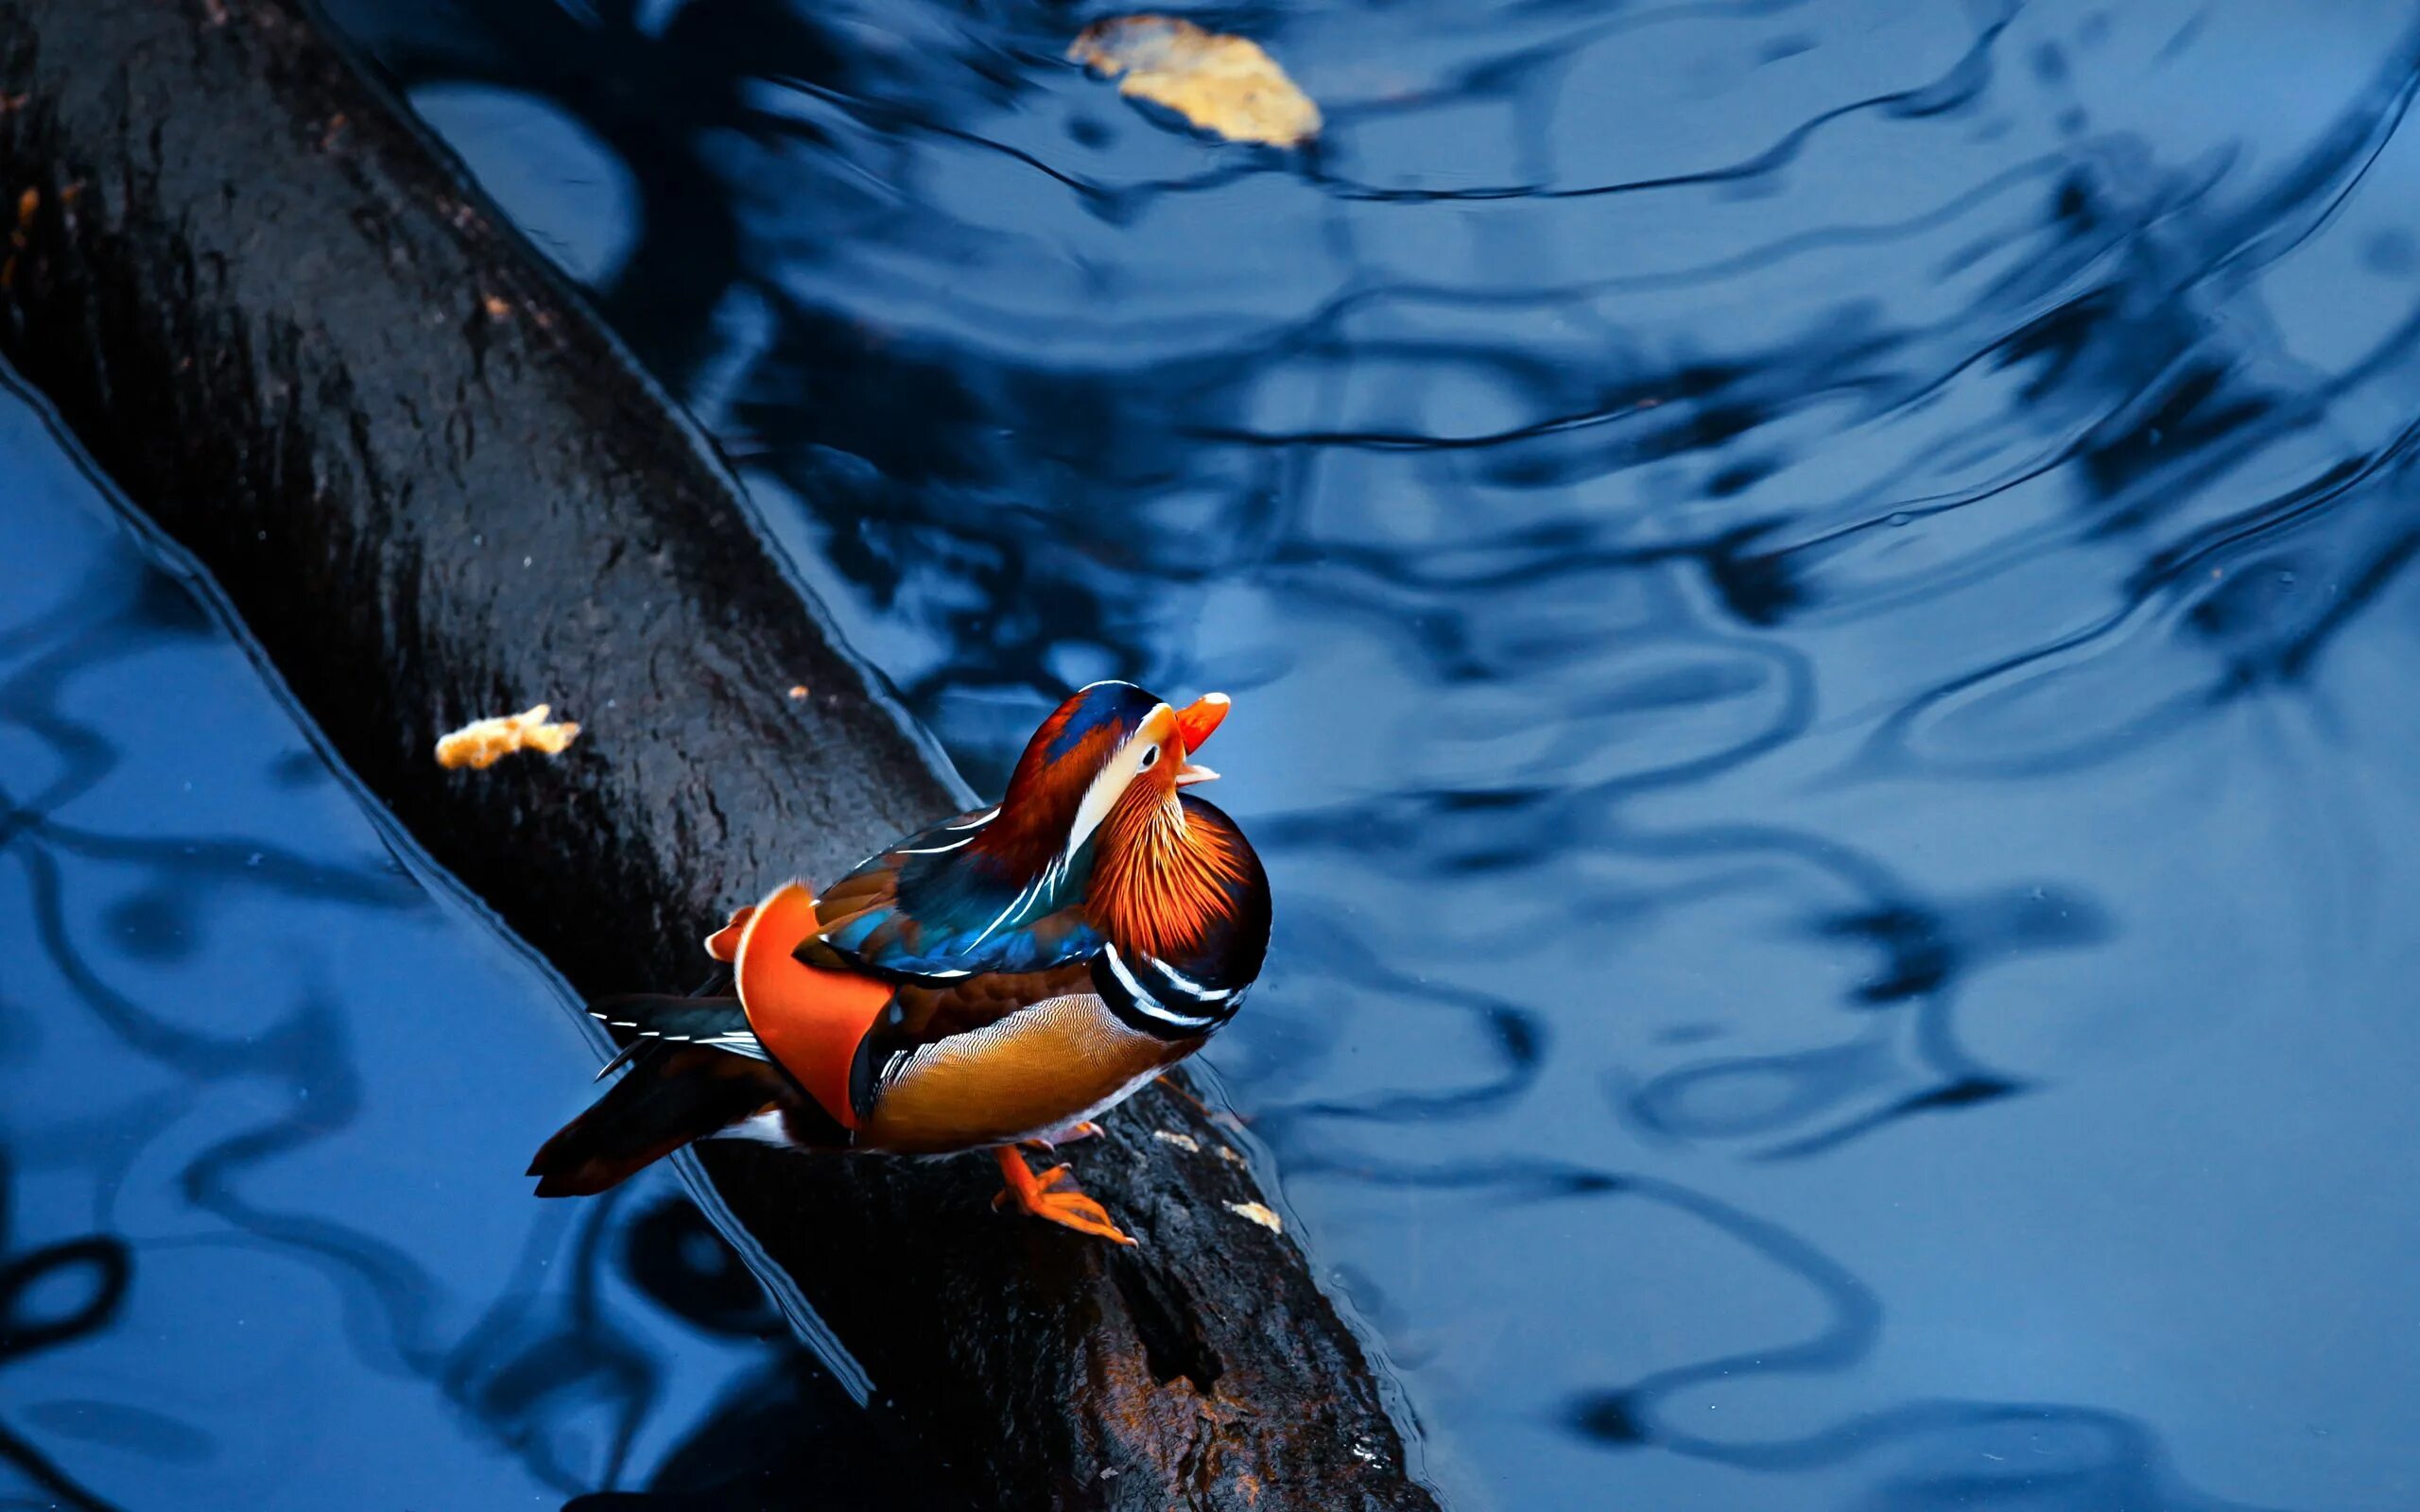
left=323, top=1, right=2420, bottom=1506
left=0, top=371, right=900, bottom=1508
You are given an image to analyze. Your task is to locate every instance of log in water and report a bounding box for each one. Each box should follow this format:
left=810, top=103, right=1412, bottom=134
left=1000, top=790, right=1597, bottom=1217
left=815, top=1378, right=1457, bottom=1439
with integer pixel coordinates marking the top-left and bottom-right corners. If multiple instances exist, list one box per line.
left=0, top=1, right=1434, bottom=1506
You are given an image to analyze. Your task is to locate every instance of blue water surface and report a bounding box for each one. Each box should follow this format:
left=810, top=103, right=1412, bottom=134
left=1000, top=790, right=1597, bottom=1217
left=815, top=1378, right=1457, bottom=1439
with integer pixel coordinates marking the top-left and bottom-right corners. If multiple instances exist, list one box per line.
left=18, top=0, right=2420, bottom=1505
left=316, top=1, right=2420, bottom=1506
left=0, top=369, right=889, bottom=1508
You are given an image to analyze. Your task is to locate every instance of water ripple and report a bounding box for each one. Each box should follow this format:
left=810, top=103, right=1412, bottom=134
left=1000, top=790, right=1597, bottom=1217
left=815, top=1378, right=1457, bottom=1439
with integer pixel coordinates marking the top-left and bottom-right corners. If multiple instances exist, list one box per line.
left=302, top=0, right=2420, bottom=1503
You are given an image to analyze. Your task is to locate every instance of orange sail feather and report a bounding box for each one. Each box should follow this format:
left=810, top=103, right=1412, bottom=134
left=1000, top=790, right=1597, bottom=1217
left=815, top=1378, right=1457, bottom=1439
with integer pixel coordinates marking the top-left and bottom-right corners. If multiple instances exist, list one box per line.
left=732, top=883, right=890, bottom=1128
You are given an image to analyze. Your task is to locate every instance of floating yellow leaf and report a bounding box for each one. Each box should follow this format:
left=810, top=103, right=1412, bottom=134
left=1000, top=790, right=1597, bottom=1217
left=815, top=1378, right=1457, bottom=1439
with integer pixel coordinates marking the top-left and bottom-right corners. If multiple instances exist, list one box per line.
left=1069, top=17, right=1320, bottom=148
left=435, top=703, right=580, bottom=770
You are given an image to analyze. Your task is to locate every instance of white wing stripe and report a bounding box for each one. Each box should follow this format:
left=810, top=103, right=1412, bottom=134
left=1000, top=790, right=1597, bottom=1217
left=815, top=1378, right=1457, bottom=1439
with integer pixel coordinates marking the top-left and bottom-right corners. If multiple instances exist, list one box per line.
left=968, top=873, right=1039, bottom=949
left=892, top=833, right=977, bottom=855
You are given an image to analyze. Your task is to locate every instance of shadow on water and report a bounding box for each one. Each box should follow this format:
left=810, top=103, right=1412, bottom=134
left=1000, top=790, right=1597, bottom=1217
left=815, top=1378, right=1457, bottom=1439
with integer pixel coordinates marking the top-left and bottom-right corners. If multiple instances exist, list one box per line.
left=0, top=368, right=930, bottom=1507
left=0, top=1151, right=131, bottom=1509
left=15, top=0, right=2413, bottom=1503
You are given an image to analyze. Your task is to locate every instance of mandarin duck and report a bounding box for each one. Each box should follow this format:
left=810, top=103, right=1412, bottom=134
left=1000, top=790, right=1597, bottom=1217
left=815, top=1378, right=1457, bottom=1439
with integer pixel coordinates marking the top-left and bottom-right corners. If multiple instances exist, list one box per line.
left=527, top=681, right=1269, bottom=1245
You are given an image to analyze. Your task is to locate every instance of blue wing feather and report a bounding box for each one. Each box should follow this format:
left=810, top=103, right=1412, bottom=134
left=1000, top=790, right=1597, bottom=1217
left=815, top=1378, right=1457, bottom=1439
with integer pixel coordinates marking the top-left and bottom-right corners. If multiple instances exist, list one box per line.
left=807, top=808, right=1104, bottom=979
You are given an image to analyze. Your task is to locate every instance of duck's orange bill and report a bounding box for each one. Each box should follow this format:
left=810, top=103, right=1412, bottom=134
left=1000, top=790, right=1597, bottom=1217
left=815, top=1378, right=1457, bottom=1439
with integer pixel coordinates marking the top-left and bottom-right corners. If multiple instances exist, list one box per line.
left=733, top=883, right=890, bottom=1130
left=1174, top=692, right=1229, bottom=752
left=1174, top=692, right=1229, bottom=784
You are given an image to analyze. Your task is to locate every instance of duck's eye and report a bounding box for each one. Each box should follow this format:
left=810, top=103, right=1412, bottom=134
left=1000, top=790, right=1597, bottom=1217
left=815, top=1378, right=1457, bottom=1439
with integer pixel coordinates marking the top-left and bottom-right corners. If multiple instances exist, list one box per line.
left=1138, top=745, right=1161, bottom=771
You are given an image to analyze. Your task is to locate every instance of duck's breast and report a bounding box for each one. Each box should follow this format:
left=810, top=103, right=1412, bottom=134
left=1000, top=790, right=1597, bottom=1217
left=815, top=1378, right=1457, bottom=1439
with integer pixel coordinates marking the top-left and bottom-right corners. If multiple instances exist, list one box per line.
left=856, top=992, right=1198, bottom=1154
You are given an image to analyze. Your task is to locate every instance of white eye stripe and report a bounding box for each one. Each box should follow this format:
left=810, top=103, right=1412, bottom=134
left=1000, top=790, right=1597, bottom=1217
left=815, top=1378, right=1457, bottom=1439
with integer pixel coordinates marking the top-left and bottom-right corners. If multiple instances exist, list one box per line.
left=1061, top=711, right=1173, bottom=871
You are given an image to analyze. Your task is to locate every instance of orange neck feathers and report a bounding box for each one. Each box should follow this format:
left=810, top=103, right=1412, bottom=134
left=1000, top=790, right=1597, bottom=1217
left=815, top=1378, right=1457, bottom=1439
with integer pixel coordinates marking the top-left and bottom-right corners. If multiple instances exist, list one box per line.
left=1088, top=789, right=1247, bottom=959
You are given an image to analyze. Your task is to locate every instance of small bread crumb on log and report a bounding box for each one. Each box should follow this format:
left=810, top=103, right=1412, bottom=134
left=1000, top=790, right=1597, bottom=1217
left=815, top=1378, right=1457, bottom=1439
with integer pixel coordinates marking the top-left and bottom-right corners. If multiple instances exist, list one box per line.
left=1225, top=1200, right=1283, bottom=1233
left=435, top=703, right=579, bottom=769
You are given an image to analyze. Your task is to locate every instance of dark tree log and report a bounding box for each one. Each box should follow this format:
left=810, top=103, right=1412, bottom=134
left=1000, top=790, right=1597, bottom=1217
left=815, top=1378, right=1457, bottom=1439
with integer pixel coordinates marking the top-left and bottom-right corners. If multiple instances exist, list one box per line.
left=0, top=2, right=1438, bottom=1507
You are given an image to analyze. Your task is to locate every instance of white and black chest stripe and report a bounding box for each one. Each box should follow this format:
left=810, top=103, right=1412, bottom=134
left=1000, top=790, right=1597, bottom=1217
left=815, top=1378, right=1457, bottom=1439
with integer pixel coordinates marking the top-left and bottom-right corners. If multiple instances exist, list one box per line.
left=1092, top=941, right=1248, bottom=1040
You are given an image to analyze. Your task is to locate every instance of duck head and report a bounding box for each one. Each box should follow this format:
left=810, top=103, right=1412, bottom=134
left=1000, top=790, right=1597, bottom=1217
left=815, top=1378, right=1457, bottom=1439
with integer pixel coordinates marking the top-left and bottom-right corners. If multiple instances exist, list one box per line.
left=977, top=680, right=1226, bottom=875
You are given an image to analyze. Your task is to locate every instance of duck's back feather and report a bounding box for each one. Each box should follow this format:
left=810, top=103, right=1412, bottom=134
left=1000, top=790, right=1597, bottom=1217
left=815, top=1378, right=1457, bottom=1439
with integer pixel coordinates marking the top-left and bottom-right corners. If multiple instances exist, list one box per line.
left=809, top=807, right=1105, bottom=979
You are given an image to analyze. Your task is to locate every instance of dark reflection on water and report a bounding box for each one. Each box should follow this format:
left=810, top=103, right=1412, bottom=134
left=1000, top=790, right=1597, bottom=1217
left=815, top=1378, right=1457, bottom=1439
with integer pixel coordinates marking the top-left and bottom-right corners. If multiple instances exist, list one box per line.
left=199, top=0, right=2420, bottom=1504
left=0, top=369, right=908, bottom=1507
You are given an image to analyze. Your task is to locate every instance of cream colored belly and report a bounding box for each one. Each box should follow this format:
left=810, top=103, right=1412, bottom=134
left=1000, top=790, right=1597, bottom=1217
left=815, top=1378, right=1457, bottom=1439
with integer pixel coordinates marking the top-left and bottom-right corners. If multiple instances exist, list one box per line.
left=856, top=992, right=1197, bottom=1154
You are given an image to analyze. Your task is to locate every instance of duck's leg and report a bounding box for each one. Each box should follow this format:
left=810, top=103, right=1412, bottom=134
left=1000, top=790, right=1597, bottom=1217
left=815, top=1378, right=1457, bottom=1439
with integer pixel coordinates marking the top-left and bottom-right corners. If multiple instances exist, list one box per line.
left=1019, top=1120, right=1103, bottom=1152
left=991, top=1146, right=1135, bottom=1246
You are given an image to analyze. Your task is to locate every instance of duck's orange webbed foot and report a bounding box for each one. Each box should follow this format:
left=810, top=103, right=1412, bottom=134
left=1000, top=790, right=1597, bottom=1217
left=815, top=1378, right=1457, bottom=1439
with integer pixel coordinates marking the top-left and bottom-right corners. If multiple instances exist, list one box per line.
left=991, top=1146, right=1135, bottom=1246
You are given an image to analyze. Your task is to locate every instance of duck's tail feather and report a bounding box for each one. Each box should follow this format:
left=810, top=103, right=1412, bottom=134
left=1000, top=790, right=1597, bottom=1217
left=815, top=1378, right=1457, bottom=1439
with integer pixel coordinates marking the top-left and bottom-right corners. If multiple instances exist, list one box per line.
left=585, top=993, right=766, bottom=1082
left=528, top=1036, right=786, bottom=1197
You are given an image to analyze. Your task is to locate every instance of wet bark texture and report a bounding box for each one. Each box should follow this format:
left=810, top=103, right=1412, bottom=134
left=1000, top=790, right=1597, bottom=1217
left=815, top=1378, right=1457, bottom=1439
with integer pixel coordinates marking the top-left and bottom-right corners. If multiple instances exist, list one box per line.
left=0, top=2, right=1437, bottom=1507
